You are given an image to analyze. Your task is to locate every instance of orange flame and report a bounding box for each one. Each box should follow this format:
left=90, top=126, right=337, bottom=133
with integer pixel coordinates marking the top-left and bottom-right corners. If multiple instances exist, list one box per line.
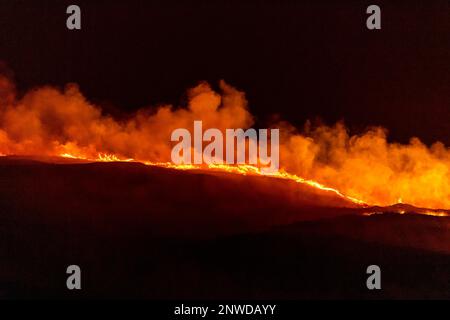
left=60, top=151, right=367, bottom=206
left=1, top=70, right=450, bottom=210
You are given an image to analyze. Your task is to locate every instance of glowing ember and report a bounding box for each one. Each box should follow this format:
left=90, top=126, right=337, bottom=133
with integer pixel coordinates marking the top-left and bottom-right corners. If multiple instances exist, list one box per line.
left=363, top=210, right=449, bottom=217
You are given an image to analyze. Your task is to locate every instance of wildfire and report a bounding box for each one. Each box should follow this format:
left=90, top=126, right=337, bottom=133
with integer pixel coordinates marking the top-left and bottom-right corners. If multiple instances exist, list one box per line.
left=1, top=72, right=450, bottom=211
left=60, top=151, right=368, bottom=206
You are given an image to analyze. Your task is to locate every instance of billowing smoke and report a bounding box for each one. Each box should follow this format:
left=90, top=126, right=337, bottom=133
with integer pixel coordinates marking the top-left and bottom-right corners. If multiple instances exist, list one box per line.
left=0, top=74, right=253, bottom=161
left=280, top=122, right=450, bottom=209
left=0, top=70, right=449, bottom=209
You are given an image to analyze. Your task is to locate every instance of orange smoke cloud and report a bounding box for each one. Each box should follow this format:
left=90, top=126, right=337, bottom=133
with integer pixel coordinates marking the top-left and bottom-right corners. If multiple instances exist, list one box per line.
left=280, top=123, right=450, bottom=209
left=0, top=75, right=253, bottom=161
left=0, top=71, right=449, bottom=209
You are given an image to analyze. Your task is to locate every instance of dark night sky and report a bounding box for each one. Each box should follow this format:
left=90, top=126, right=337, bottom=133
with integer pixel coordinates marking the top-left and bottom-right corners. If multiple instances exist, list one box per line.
left=0, top=0, right=449, bottom=144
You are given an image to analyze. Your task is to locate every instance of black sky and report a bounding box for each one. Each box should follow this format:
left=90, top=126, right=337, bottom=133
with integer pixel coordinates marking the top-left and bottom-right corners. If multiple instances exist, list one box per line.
left=0, top=0, right=449, bottom=144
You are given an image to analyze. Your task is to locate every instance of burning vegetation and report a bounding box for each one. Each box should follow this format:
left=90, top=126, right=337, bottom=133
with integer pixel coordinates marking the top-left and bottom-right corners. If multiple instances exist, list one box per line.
left=0, top=71, right=449, bottom=210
